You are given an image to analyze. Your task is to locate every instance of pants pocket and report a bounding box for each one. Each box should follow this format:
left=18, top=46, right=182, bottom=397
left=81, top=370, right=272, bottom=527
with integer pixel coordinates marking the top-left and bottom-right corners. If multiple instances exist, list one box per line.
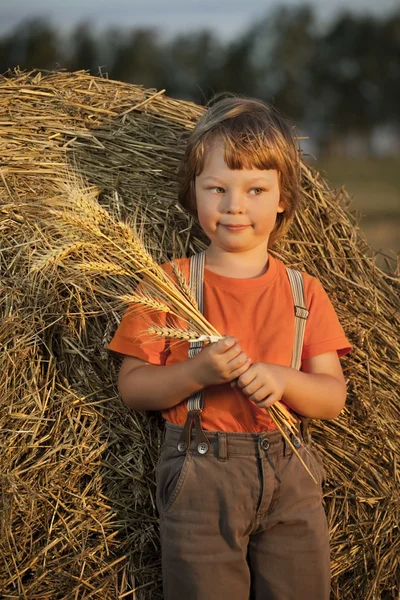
left=156, top=445, right=193, bottom=516
left=308, top=446, right=327, bottom=486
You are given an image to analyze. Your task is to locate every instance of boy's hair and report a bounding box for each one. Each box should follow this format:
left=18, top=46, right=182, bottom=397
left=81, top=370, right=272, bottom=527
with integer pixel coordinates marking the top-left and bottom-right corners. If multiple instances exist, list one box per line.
left=178, top=96, right=301, bottom=247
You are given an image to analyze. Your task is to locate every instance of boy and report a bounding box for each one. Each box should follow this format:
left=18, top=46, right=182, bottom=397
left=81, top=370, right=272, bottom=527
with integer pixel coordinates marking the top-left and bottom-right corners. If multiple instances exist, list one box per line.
left=109, top=97, right=351, bottom=599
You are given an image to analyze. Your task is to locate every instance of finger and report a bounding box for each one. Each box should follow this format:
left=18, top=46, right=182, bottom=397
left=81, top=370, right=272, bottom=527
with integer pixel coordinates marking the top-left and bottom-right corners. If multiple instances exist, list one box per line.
left=221, top=343, right=244, bottom=362
left=237, top=367, right=256, bottom=389
left=214, top=336, right=238, bottom=354
left=256, top=392, right=281, bottom=409
left=249, top=386, right=271, bottom=403
left=227, top=351, right=248, bottom=371
left=242, top=379, right=263, bottom=397
left=230, top=357, right=252, bottom=382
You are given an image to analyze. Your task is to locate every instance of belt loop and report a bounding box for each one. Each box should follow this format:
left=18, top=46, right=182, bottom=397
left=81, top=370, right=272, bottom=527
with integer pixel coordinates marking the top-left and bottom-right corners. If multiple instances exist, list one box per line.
left=217, top=432, right=228, bottom=462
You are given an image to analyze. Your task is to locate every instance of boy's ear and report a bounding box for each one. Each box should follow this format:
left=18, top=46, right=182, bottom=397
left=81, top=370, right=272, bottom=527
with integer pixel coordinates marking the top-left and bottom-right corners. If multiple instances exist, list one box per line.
left=277, top=196, right=285, bottom=213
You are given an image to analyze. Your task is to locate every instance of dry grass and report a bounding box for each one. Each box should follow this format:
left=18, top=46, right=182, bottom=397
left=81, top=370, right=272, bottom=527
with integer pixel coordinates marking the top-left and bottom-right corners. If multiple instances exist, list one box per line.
left=31, top=177, right=307, bottom=478
left=0, top=68, right=399, bottom=599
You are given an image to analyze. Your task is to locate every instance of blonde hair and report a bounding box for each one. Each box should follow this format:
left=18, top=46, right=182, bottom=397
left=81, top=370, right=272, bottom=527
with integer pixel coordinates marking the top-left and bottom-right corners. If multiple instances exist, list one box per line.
left=178, top=96, right=301, bottom=246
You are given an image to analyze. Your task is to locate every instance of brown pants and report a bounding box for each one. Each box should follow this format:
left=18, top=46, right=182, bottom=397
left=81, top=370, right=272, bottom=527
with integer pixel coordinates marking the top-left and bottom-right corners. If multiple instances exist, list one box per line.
left=156, top=421, right=330, bottom=600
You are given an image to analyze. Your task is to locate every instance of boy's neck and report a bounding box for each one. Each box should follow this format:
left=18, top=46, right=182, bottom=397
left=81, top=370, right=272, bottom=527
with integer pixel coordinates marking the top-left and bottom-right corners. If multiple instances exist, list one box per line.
left=204, top=246, right=270, bottom=279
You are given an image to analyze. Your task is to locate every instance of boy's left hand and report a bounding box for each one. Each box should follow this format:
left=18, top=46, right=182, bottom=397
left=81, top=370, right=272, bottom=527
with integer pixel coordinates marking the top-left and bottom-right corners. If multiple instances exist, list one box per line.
left=234, top=362, right=287, bottom=409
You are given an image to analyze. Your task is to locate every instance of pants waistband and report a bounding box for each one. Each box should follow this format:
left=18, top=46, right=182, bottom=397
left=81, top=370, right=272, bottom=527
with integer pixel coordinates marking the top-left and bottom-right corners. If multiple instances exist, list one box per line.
left=163, top=420, right=301, bottom=459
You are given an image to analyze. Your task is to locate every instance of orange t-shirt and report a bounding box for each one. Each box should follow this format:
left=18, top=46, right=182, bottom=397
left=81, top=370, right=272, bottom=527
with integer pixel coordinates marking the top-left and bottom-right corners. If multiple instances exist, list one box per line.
left=108, top=255, right=351, bottom=432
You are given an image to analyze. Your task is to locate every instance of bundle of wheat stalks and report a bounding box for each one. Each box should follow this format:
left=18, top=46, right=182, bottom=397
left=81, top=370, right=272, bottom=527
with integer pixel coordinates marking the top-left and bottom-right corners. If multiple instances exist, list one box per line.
left=35, top=181, right=314, bottom=480
left=1, top=69, right=399, bottom=600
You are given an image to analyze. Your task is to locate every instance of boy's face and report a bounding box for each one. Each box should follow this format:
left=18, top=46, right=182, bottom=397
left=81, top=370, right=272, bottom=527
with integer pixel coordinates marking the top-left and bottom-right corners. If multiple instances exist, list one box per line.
left=194, top=139, right=284, bottom=254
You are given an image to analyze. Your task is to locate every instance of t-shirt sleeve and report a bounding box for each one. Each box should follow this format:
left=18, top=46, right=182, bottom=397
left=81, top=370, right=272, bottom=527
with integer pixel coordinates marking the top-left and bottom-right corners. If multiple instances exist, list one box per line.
left=302, top=276, right=351, bottom=360
left=107, top=259, right=190, bottom=365
left=107, top=302, right=169, bottom=365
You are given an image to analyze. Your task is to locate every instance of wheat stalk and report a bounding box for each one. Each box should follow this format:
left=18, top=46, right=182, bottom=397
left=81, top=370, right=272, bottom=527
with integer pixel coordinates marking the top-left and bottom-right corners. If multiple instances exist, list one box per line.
left=122, top=294, right=172, bottom=314
left=76, top=262, right=131, bottom=276
left=33, top=183, right=220, bottom=339
left=170, top=261, right=199, bottom=310
left=32, top=178, right=312, bottom=478
left=148, top=326, right=201, bottom=341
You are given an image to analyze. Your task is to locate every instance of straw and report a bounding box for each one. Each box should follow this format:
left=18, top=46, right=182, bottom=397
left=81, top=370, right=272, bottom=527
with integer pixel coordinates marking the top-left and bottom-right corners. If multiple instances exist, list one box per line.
left=0, top=68, right=399, bottom=600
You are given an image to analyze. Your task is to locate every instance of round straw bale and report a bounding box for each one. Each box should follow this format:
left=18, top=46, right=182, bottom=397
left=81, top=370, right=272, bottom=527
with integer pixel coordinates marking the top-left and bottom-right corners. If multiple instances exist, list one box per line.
left=0, top=69, right=399, bottom=600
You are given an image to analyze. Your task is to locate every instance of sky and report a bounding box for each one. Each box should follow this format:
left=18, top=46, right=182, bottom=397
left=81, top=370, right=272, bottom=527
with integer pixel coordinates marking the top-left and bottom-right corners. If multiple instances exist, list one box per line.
left=0, top=0, right=399, bottom=38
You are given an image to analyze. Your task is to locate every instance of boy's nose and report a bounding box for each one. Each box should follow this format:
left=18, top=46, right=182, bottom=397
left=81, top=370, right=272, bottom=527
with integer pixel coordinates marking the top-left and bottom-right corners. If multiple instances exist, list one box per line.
left=224, top=192, right=246, bottom=214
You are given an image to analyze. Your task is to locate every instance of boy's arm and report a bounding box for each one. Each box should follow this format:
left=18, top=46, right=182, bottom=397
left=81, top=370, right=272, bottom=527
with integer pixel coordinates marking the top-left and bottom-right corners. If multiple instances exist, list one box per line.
left=118, top=336, right=251, bottom=411
left=118, top=355, right=205, bottom=411
left=236, top=351, right=347, bottom=420
left=280, top=352, right=346, bottom=419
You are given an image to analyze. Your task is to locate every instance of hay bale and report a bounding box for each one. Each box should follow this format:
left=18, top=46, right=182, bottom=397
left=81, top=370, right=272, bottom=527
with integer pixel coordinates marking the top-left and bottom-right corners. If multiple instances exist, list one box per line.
left=1, top=69, right=399, bottom=600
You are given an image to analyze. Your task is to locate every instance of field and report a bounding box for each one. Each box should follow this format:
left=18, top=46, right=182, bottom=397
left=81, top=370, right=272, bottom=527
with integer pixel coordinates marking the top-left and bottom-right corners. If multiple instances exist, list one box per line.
left=313, top=156, right=400, bottom=271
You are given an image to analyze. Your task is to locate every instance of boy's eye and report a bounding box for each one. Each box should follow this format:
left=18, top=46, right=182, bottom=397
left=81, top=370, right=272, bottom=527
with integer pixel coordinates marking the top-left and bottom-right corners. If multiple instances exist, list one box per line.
left=209, top=187, right=225, bottom=194
left=250, top=188, right=264, bottom=195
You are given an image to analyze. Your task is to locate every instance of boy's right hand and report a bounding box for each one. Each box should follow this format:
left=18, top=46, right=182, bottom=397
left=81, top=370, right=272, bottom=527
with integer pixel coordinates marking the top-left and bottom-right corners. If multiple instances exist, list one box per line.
left=190, top=335, right=251, bottom=387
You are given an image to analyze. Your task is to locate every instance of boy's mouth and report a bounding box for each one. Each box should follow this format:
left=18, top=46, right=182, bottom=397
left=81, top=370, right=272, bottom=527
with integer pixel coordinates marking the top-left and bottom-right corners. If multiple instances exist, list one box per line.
left=220, top=224, right=251, bottom=231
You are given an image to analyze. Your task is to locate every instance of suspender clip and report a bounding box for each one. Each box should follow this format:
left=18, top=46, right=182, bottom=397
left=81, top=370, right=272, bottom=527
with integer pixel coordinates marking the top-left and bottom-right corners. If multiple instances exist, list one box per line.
left=177, top=409, right=211, bottom=455
left=294, top=305, right=309, bottom=320
left=177, top=408, right=210, bottom=454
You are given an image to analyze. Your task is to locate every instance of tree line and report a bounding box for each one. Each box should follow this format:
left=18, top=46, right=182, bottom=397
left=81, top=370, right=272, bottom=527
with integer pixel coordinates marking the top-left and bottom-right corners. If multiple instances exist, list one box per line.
left=1, top=6, right=399, bottom=152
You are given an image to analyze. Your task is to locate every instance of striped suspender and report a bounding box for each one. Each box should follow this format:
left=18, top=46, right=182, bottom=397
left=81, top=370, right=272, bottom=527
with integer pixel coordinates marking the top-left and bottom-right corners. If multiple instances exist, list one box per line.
left=176, top=252, right=209, bottom=453
left=286, top=268, right=309, bottom=370
left=187, top=252, right=206, bottom=412
left=186, top=256, right=309, bottom=374
left=176, top=254, right=310, bottom=454
left=285, top=267, right=311, bottom=442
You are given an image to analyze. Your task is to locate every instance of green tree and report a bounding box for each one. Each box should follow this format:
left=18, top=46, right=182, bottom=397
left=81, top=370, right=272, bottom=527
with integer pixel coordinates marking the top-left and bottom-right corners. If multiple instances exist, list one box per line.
left=109, top=29, right=164, bottom=88
left=379, top=11, right=400, bottom=124
left=208, top=34, right=259, bottom=99
left=251, top=5, right=317, bottom=121
left=0, top=19, right=63, bottom=72
left=160, top=30, right=222, bottom=102
left=310, top=13, right=390, bottom=149
left=68, top=23, right=99, bottom=74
